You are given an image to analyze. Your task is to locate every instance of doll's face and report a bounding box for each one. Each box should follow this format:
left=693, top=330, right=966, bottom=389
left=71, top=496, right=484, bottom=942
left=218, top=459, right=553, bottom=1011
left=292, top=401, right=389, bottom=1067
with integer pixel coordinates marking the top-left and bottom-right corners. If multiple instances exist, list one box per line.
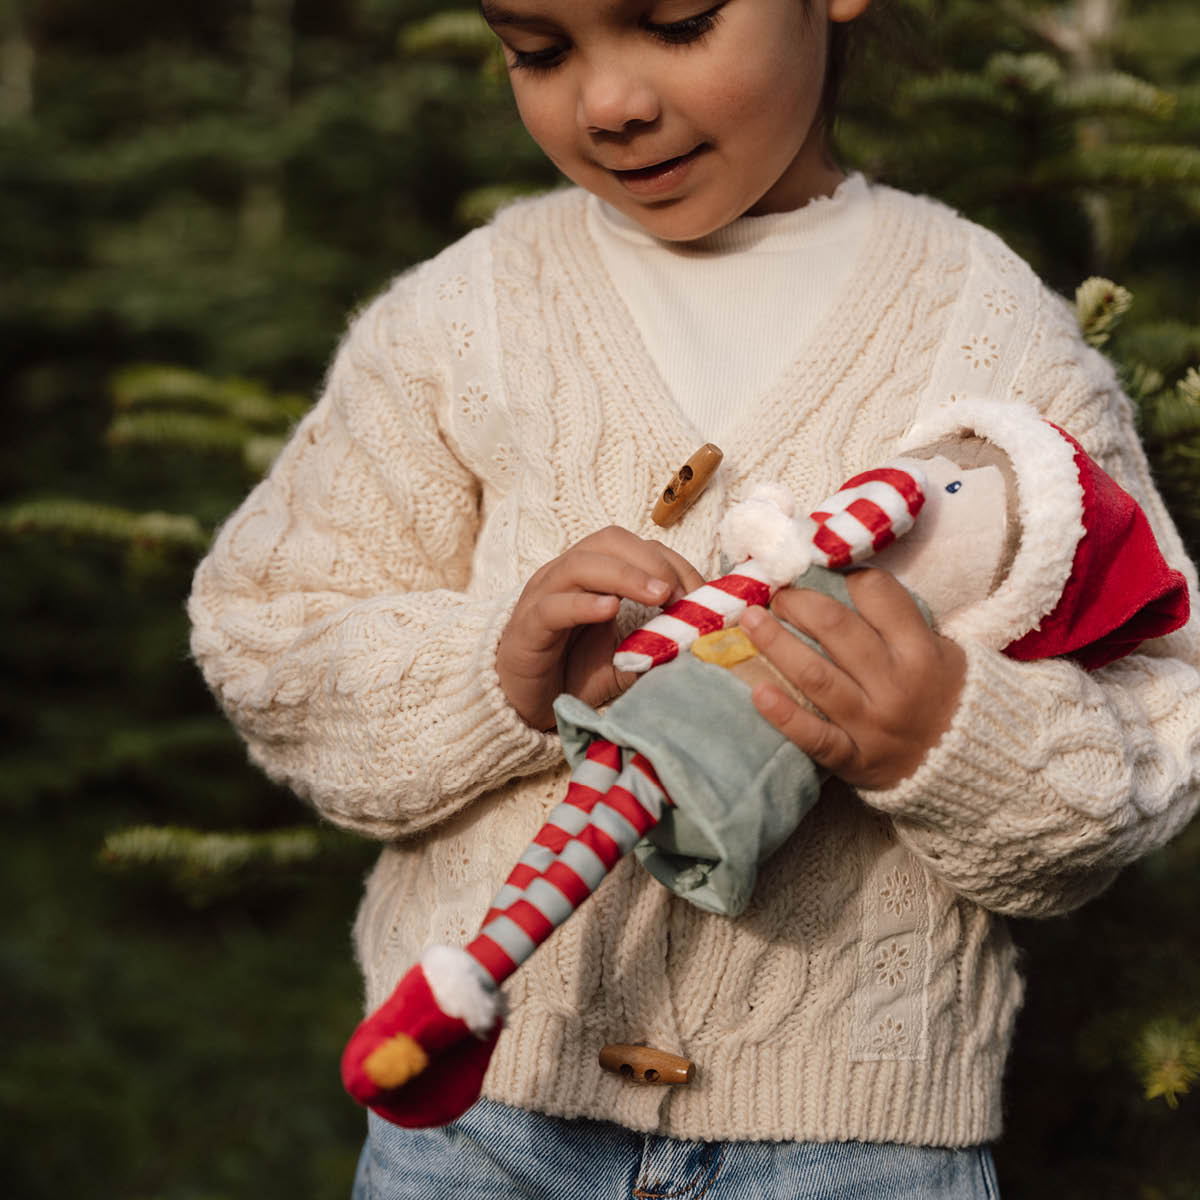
left=870, top=452, right=1015, bottom=625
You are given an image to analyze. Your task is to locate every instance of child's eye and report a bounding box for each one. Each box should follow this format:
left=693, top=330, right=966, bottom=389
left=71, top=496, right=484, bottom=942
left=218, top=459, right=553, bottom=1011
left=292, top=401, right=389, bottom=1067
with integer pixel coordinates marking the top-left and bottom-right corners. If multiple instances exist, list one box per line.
left=508, top=43, right=568, bottom=73
left=945, top=481, right=962, bottom=494
left=643, top=4, right=725, bottom=46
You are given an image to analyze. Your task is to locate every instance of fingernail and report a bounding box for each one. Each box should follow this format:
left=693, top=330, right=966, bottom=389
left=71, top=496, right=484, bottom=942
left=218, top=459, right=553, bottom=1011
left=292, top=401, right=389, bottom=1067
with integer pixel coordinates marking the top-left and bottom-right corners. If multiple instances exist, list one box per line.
left=740, top=606, right=764, bottom=631
left=648, top=578, right=669, bottom=597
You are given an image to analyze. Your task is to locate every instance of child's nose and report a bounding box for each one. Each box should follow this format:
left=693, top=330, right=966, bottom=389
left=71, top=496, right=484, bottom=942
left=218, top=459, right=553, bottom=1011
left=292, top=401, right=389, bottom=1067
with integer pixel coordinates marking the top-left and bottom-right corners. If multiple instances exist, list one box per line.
left=576, top=60, right=660, bottom=134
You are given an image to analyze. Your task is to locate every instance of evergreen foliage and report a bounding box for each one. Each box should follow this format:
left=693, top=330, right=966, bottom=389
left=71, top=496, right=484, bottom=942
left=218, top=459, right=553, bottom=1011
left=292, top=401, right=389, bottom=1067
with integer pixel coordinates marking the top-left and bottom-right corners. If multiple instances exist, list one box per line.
left=4, top=1, right=1198, bottom=1195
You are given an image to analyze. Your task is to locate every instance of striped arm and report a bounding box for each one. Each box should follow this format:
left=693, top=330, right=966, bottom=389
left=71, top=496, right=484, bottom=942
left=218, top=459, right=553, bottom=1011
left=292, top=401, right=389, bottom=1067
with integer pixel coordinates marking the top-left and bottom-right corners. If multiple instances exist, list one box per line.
left=613, top=560, right=774, bottom=673
left=465, top=740, right=671, bottom=987
left=809, top=466, right=925, bottom=568
left=613, top=463, right=926, bottom=675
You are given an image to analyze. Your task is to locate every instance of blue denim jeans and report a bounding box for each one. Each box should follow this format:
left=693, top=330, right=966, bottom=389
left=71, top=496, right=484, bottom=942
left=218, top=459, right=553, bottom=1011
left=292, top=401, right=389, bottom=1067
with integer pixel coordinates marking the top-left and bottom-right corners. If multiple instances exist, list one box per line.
left=352, top=1099, right=1001, bottom=1199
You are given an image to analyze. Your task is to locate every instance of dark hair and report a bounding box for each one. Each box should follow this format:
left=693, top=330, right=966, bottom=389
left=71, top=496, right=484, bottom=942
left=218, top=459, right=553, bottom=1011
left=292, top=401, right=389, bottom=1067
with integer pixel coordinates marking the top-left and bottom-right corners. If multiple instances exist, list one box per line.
left=821, top=21, right=855, bottom=130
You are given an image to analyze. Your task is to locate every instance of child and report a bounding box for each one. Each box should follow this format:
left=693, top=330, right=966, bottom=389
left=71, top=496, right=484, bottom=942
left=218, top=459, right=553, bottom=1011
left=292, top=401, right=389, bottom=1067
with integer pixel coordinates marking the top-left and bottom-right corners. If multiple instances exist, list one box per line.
left=188, top=1, right=1200, bottom=1195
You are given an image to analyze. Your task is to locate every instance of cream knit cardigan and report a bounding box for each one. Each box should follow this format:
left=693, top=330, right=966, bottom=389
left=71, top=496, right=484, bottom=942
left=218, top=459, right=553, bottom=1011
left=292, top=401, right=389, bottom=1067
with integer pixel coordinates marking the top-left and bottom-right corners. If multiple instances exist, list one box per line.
left=189, top=184, right=1200, bottom=1148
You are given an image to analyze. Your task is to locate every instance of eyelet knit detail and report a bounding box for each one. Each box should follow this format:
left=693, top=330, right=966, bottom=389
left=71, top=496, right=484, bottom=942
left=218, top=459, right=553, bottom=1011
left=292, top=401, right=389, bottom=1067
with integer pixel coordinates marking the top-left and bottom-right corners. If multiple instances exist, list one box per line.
left=850, top=821, right=932, bottom=1065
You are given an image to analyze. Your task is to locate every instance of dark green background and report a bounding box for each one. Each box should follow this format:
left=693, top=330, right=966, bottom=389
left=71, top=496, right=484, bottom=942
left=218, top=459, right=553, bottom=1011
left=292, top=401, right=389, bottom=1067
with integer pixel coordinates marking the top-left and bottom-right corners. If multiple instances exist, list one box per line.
left=3, top=1, right=1199, bottom=1196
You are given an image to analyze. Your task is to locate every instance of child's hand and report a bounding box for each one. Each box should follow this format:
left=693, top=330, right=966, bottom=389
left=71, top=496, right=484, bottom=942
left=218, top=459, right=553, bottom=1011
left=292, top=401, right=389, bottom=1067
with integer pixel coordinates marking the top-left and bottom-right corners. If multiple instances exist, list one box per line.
left=739, top=569, right=966, bottom=790
left=497, top=527, right=705, bottom=731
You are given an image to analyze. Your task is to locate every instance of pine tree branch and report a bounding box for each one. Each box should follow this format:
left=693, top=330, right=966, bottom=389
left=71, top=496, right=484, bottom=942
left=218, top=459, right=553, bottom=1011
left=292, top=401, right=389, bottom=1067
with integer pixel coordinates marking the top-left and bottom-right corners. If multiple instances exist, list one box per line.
left=399, top=11, right=496, bottom=62
left=1076, top=276, right=1133, bottom=347
left=902, top=73, right=1020, bottom=116
left=111, top=364, right=306, bottom=427
left=98, top=824, right=372, bottom=905
left=101, top=825, right=323, bottom=874
left=987, top=51, right=1064, bottom=95
left=1052, top=71, right=1175, bottom=120
left=1037, top=143, right=1200, bottom=188
left=1, top=499, right=208, bottom=551
left=1119, top=322, right=1200, bottom=373
left=455, top=182, right=559, bottom=228
left=106, top=410, right=262, bottom=455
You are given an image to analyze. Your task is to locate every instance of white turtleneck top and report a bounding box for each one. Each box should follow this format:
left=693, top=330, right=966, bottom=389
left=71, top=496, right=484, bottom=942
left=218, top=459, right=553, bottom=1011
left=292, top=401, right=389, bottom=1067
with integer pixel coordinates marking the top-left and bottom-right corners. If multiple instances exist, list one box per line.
left=587, top=173, right=872, bottom=438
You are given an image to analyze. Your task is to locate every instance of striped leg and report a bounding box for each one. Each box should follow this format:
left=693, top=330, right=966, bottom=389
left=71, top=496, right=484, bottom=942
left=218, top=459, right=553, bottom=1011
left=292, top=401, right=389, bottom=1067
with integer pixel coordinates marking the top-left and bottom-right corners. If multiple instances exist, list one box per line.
left=340, top=739, right=673, bottom=1129
left=467, top=740, right=672, bottom=988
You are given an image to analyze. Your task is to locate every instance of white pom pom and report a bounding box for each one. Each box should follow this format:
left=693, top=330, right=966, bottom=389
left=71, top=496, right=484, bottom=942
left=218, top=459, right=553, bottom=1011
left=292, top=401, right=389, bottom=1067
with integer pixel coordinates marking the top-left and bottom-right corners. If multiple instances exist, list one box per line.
left=751, top=516, right=817, bottom=585
left=719, top=486, right=813, bottom=585
left=420, top=946, right=503, bottom=1036
left=719, top=488, right=793, bottom=563
left=747, top=481, right=797, bottom=518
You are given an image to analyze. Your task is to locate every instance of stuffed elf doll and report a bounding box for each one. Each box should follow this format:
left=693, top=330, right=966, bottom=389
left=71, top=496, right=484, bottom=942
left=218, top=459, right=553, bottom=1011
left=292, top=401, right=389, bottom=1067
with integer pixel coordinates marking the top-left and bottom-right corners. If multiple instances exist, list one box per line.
left=341, top=397, right=1189, bottom=1129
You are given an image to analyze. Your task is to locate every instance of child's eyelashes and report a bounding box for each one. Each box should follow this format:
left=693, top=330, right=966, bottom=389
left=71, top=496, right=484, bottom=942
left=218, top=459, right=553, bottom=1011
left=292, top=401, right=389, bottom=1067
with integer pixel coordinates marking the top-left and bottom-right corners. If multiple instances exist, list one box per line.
left=505, top=3, right=726, bottom=73
left=509, top=43, right=568, bottom=73
left=644, top=4, right=725, bottom=47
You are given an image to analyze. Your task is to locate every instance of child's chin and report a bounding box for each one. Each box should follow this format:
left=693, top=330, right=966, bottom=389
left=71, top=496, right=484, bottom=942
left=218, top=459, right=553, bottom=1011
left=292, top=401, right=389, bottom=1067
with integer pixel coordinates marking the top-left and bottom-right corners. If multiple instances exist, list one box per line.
left=611, top=196, right=736, bottom=244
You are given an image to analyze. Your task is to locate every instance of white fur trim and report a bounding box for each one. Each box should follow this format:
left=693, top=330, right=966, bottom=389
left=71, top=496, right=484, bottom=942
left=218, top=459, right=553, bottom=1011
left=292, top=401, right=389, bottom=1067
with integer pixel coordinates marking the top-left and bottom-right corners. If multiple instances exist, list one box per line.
left=420, top=945, right=503, bottom=1037
left=901, top=398, right=1086, bottom=650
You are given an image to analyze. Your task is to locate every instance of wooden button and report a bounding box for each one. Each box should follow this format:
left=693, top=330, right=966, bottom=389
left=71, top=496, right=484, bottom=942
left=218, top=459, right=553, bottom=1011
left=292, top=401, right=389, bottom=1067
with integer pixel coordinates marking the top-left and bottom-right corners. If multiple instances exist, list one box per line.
left=651, top=444, right=724, bottom=527
left=599, top=1043, right=694, bottom=1085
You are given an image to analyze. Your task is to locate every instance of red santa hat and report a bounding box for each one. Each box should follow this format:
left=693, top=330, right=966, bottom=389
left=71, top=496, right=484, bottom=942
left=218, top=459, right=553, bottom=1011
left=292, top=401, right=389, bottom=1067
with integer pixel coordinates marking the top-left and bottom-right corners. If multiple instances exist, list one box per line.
left=901, top=398, right=1189, bottom=669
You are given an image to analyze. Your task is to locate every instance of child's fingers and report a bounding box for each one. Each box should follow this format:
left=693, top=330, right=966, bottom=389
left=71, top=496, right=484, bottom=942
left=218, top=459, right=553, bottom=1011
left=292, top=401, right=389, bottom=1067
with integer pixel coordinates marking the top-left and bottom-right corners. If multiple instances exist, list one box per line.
left=516, top=591, right=620, bottom=646
left=651, top=542, right=706, bottom=598
left=579, top=526, right=706, bottom=597
left=765, top=585, right=891, bottom=694
left=740, top=604, right=864, bottom=722
left=750, top=682, right=858, bottom=776
left=496, top=526, right=705, bottom=730
left=537, top=536, right=703, bottom=608
left=745, top=574, right=967, bottom=789
left=533, top=548, right=671, bottom=608
left=842, top=568, right=933, bottom=647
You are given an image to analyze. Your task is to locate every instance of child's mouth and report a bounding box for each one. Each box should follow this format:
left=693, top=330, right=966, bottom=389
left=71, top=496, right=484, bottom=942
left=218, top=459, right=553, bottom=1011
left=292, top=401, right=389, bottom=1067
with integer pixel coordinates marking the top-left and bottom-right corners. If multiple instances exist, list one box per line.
left=612, top=146, right=708, bottom=197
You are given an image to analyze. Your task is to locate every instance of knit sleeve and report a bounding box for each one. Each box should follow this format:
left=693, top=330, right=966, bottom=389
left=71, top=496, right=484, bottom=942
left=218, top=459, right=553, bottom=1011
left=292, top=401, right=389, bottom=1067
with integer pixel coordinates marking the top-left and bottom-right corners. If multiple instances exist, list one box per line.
left=861, top=289, right=1200, bottom=917
left=187, top=269, right=560, bottom=840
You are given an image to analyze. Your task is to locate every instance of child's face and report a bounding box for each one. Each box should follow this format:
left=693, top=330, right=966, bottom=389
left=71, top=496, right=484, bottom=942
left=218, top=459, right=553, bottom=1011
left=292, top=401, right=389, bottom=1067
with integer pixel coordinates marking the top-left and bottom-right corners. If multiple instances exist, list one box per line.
left=483, top=0, right=870, bottom=241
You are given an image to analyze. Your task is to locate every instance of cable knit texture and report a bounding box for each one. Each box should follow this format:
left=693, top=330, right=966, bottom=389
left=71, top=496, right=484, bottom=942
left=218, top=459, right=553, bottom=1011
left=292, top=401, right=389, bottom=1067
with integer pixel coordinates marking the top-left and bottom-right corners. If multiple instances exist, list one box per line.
left=189, top=183, right=1200, bottom=1147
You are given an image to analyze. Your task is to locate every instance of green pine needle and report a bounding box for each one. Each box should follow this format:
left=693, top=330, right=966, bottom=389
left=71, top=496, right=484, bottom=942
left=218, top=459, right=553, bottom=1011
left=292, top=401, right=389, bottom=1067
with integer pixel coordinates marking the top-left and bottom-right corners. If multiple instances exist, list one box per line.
left=1143, top=390, right=1200, bottom=444
left=1177, top=366, right=1200, bottom=406
left=1076, top=276, right=1133, bottom=347
left=1125, top=361, right=1165, bottom=402
left=1136, top=1019, right=1200, bottom=1108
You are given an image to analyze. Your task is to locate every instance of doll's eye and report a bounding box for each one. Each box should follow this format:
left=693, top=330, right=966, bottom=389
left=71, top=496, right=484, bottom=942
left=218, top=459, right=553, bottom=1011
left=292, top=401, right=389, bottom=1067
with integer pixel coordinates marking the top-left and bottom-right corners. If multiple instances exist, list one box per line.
left=945, top=481, right=962, bottom=494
